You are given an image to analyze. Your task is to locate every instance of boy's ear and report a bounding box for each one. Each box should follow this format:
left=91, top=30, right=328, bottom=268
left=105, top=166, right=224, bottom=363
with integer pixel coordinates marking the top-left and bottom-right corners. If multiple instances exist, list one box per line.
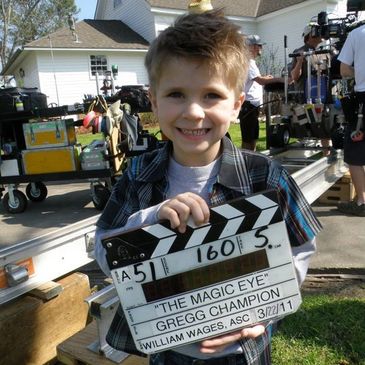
left=232, top=92, right=245, bottom=118
left=148, top=89, right=157, bottom=113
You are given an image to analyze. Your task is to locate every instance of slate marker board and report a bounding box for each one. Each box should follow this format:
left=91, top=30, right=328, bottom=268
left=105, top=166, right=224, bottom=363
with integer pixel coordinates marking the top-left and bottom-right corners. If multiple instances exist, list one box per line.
left=103, top=190, right=302, bottom=354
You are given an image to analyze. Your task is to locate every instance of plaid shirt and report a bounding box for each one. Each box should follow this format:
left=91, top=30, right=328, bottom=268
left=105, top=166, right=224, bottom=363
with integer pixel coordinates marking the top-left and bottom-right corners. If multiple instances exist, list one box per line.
left=97, top=137, right=321, bottom=364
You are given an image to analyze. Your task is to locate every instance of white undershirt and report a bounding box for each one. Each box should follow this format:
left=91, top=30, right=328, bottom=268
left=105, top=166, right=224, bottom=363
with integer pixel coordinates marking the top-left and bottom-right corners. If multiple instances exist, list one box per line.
left=166, top=156, right=221, bottom=202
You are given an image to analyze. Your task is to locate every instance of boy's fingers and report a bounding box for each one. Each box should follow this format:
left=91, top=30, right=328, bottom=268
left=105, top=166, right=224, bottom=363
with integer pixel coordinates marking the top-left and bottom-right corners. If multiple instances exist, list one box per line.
left=200, top=331, right=241, bottom=351
left=159, top=199, right=191, bottom=225
left=241, top=325, right=265, bottom=338
left=158, top=193, right=210, bottom=232
left=200, top=325, right=265, bottom=353
left=172, top=193, right=209, bottom=225
left=176, top=193, right=210, bottom=224
left=158, top=205, right=181, bottom=229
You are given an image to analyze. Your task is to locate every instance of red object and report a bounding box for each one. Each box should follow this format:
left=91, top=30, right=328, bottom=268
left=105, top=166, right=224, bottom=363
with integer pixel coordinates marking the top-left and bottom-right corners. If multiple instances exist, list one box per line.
left=351, top=130, right=364, bottom=142
left=83, top=111, right=96, bottom=128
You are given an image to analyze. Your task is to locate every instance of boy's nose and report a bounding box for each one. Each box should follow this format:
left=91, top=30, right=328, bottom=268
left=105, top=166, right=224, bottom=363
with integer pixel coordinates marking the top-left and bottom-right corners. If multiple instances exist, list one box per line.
left=182, top=102, right=205, bottom=120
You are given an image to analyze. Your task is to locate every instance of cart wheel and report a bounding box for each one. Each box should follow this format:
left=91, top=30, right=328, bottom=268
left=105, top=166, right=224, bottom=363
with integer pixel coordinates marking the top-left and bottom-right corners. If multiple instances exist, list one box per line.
left=26, top=182, right=48, bottom=202
left=269, top=124, right=290, bottom=148
left=92, top=184, right=110, bottom=211
left=3, top=190, right=28, bottom=213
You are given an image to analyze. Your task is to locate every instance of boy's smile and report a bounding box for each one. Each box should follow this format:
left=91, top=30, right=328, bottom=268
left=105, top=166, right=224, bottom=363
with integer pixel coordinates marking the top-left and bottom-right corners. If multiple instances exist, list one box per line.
left=149, top=57, right=243, bottom=166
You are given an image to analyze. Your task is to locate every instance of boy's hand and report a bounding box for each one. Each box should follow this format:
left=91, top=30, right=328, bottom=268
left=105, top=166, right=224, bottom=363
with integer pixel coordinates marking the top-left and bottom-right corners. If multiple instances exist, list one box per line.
left=199, top=324, right=265, bottom=354
left=158, top=192, right=210, bottom=233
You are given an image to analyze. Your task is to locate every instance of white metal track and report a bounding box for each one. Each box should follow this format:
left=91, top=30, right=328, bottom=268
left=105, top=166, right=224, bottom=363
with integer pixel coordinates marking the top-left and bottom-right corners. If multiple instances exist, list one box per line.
left=0, top=215, right=98, bottom=304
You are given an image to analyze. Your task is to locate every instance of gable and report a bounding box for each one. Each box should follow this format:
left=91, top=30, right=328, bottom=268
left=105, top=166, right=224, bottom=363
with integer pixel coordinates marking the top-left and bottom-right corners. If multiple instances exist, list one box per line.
left=257, top=0, right=308, bottom=16
left=25, top=20, right=149, bottom=50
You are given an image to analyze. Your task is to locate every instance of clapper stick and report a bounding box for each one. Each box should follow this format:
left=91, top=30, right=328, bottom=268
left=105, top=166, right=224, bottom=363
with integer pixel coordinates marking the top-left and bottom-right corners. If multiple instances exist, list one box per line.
left=102, top=189, right=302, bottom=354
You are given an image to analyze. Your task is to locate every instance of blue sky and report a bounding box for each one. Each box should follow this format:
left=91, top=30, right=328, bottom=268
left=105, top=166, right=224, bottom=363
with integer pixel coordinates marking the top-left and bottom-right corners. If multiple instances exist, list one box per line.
left=75, top=0, right=98, bottom=20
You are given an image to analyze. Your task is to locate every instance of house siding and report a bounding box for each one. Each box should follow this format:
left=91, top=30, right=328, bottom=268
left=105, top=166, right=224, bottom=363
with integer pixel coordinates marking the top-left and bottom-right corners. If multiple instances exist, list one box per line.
left=109, top=52, right=149, bottom=86
left=37, top=51, right=90, bottom=105
left=258, top=3, right=327, bottom=71
left=238, top=20, right=258, bottom=37
left=36, top=50, right=148, bottom=105
left=97, top=0, right=155, bottom=43
left=16, top=53, right=40, bottom=91
left=153, top=13, right=179, bottom=36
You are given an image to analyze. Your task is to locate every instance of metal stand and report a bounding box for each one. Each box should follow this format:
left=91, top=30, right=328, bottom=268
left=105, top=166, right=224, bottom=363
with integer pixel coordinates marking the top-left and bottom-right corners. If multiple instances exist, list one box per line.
left=85, top=285, right=129, bottom=363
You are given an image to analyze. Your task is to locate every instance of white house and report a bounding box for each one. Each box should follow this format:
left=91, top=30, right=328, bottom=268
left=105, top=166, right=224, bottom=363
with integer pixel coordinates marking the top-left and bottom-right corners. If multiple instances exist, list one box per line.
left=1, top=0, right=352, bottom=106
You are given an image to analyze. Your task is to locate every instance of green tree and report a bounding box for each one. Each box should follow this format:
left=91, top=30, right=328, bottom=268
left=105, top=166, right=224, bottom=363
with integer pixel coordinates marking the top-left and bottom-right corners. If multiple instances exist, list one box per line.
left=0, top=0, right=78, bottom=71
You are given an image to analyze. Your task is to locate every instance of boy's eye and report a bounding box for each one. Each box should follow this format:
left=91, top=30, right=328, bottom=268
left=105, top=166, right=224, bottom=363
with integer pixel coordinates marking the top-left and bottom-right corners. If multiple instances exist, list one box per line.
left=167, top=91, right=183, bottom=98
left=205, top=93, right=222, bottom=100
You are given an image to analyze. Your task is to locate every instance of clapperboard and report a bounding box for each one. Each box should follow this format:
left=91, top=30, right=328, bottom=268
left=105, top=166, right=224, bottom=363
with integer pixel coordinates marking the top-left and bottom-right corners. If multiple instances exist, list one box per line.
left=103, top=189, right=302, bottom=354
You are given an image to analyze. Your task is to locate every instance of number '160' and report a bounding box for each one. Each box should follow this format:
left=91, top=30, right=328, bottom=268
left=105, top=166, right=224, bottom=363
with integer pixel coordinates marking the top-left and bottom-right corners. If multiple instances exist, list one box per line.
left=197, top=239, right=235, bottom=263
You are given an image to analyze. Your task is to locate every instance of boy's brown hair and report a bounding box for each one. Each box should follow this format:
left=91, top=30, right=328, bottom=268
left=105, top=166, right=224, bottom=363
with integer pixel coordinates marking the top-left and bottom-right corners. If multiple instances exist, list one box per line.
left=145, top=9, right=249, bottom=96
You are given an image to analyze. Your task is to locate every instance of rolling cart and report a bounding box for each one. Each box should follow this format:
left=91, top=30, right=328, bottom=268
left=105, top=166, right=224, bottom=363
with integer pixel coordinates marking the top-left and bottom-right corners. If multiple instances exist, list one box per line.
left=0, top=102, right=114, bottom=213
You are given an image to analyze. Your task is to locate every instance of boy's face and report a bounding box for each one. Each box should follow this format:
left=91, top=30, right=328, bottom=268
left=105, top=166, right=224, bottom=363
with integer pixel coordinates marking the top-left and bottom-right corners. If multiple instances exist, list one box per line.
left=149, top=58, right=244, bottom=167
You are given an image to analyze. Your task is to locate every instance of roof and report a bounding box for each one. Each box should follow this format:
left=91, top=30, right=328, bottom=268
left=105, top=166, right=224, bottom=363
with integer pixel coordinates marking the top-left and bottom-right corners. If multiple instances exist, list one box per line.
left=146, top=0, right=306, bottom=17
left=257, top=0, right=307, bottom=17
left=25, top=19, right=149, bottom=50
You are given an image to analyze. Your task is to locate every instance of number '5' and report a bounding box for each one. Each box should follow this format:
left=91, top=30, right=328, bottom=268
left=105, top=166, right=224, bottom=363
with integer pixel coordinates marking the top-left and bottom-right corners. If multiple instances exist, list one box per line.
left=133, top=262, right=146, bottom=283
left=254, top=226, right=269, bottom=248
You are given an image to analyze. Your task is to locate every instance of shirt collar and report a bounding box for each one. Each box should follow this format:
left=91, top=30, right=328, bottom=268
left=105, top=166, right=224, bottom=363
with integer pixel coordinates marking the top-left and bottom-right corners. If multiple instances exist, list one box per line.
left=135, top=141, right=171, bottom=183
left=135, top=137, right=250, bottom=194
left=218, top=137, right=250, bottom=194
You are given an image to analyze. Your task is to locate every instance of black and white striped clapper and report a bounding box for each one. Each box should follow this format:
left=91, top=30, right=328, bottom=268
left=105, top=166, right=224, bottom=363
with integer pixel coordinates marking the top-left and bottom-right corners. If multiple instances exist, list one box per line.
left=103, top=189, right=302, bottom=354
left=103, top=189, right=283, bottom=269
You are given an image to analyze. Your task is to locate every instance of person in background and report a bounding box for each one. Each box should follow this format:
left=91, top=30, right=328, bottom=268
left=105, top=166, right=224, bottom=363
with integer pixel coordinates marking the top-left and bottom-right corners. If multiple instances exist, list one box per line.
left=94, top=9, right=321, bottom=365
left=290, top=24, right=326, bottom=90
left=290, top=23, right=331, bottom=154
left=337, top=24, right=365, bottom=216
left=239, top=35, right=286, bottom=151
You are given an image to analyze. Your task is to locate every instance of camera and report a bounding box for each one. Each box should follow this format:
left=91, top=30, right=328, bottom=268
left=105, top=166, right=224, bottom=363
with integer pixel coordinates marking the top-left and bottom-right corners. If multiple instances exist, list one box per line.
left=315, top=12, right=356, bottom=46
left=311, top=1, right=365, bottom=49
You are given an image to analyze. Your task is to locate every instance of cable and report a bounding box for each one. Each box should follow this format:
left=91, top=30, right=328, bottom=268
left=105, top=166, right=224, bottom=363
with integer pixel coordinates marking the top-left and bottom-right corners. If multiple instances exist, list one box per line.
left=238, top=97, right=281, bottom=121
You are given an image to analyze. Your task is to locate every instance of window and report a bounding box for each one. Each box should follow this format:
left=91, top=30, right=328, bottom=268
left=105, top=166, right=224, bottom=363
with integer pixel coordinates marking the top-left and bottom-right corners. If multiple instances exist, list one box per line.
left=90, top=55, right=108, bottom=77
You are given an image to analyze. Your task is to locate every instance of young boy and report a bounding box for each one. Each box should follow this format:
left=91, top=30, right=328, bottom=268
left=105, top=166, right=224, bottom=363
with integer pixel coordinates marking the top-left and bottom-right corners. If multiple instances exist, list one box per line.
left=95, top=9, right=321, bottom=365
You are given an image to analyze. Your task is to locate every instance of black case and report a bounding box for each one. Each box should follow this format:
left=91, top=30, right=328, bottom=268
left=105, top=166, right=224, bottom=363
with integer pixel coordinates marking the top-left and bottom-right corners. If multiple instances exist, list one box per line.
left=0, top=87, right=48, bottom=114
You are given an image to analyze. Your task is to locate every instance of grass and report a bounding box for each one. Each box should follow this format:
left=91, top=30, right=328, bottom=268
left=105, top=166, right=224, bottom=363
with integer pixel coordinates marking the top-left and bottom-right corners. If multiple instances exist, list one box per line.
left=77, top=133, right=104, bottom=147
left=228, top=122, right=268, bottom=151
left=271, top=294, right=365, bottom=365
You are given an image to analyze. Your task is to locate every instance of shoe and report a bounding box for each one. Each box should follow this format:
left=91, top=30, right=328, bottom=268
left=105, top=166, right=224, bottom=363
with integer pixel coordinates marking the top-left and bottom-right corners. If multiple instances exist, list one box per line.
left=337, top=200, right=365, bottom=217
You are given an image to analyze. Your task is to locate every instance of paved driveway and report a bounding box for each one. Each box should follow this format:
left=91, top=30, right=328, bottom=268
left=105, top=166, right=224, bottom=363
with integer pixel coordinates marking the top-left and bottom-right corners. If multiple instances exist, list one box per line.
left=0, top=181, right=99, bottom=247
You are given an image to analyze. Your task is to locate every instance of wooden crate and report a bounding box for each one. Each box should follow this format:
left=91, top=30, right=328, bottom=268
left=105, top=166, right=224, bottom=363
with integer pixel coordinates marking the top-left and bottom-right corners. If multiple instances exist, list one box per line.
left=318, top=181, right=355, bottom=204
left=0, top=273, right=91, bottom=365
left=57, top=321, right=148, bottom=365
left=338, top=171, right=352, bottom=184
